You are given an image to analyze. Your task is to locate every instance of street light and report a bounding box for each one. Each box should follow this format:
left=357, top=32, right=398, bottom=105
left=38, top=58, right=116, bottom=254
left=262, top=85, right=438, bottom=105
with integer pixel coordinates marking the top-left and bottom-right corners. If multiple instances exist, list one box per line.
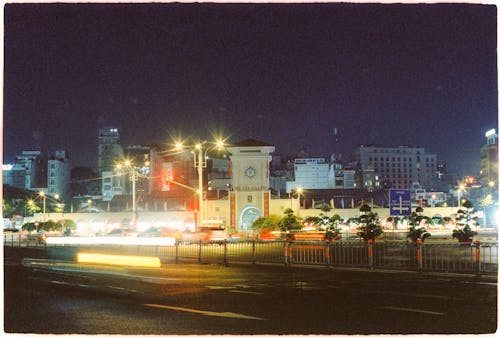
left=116, top=160, right=142, bottom=227
left=296, top=187, right=303, bottom=217
left=458, top=184, right=465, bottom=208
left=39, top=191, right=46, bottom=220
left=173, top=139, right=225, bottom=231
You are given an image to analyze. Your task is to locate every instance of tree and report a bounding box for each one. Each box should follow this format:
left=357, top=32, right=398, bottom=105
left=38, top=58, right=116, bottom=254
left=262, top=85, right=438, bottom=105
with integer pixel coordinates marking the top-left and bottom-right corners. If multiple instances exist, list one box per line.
left=360, top=204, right=372, bottom=213
left=356, top=212, right=383, bottom=241
left=320, top=204, right=332, bottom=214
left=251, top=215, right=280, bottom=232
left=2, top=199, right=15, bottom=218
left=25, top=200, right=41, bottom=216
left=452, top=199, right=478, bottom=242
left=278, top=208, right=301, bottom=232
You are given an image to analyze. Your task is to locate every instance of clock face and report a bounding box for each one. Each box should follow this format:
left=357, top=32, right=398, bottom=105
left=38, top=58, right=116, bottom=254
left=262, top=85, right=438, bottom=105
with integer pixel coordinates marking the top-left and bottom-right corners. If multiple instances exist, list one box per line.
left=245, top=166, right=256, bottom=178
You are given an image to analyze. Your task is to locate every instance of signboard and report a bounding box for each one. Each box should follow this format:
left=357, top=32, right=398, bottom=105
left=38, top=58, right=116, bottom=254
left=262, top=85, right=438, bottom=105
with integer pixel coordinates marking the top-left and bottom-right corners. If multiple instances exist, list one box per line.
left=389, top=189, right=411, bottom=216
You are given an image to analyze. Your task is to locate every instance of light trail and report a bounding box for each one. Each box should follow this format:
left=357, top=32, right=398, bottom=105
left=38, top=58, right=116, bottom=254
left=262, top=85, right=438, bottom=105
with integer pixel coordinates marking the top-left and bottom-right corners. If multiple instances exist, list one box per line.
left=45, top=236, right=176, bottom=246
left=77, top=253, right=161, bottom=268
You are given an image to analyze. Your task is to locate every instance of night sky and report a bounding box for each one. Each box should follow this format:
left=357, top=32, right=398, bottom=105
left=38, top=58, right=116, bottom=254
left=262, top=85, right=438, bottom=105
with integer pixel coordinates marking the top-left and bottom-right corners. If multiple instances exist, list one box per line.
left=3, top=2, right=498, bottom=175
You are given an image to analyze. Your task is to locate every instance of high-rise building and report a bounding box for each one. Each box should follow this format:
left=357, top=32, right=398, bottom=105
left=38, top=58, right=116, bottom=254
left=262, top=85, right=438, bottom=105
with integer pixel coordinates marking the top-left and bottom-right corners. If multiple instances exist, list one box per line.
left=47, top=150, right=71, bottom=201
left=97, top=127, right=124, bottom=175
left=2, top=164, right=26, bottom=189
left=352, top=145, right=438, bottom=190
left=14, top=149, right=46, bottom=190
left=286, top=158, right=331, bottom=192
left=480, top=128, right=498, bottom=188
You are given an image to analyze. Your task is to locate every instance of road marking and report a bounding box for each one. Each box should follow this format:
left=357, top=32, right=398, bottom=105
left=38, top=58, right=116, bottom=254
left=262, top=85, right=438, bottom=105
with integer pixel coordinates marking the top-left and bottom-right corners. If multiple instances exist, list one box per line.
left=229, top=290, right=264, bottom=295
left=50, top=280, right=72, bottom=286
left=143, top=303, right=265, bottom=320
left=106, top=285, right=138, bottom=293
left=368, top=290, right=454, bottom=300
left=462, top=281, right=497, bottom=286
left=380, top=306, right=444, bottom=316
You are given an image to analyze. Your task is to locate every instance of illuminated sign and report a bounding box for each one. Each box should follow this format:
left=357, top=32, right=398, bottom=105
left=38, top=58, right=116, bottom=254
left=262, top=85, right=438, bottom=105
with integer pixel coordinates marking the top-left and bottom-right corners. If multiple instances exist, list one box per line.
left=485, top=129, right=496, bottom=137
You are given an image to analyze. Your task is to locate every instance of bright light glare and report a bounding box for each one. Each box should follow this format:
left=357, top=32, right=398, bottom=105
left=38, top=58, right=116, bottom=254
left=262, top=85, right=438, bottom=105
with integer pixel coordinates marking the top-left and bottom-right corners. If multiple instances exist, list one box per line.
left=77, top=253, right=161, bottom=268
left=45, top=236, right=176, bottom=246
left=485, top=129, right=496, bottom=137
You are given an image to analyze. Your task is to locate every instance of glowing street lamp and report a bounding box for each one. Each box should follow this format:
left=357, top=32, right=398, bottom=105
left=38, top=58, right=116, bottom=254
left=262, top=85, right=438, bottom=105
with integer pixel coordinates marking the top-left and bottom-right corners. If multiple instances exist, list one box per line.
left=296, top=187, right=303, bottom=217
left=171, top=138, right=226, bottom=231
left=39, top=191, right=46, bottom=220
left=458, top=184, right=465, bottom=208
left=115, top=160, right=141, bottom=227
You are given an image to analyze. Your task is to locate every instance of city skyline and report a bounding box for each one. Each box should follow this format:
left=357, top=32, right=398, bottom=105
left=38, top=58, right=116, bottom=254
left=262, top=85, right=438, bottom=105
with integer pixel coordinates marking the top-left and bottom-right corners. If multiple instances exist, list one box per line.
left=3, top=2, right=498, bottom=175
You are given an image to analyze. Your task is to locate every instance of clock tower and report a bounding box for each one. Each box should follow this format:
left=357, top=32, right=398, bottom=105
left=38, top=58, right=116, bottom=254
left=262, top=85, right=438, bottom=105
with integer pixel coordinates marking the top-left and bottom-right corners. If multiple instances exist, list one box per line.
left=226, top=139, right=275, bottom=231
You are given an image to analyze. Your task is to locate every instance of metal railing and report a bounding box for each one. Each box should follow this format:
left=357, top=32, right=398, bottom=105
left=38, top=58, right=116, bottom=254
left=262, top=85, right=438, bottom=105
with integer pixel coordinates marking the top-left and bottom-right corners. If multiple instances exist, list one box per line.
left=3, top=232, right=498, bottom=275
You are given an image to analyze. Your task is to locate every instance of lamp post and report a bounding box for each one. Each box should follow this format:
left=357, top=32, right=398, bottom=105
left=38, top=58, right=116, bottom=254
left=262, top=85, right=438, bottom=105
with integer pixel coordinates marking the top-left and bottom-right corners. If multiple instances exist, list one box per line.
left=116, top=160, right=140, bottom=228
left=39, top=191, right=46, bottom=220
left=296, top=187, right=303, bottom=217
left=458, top=184, right=465, bottom=208
left=174, top=139, right=225, bottom=231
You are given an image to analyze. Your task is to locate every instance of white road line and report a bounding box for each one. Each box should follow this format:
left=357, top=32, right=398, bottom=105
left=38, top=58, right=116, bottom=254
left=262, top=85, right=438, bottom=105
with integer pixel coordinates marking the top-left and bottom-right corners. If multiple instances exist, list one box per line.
left=229, top=290, right=264, bottom=295
left=368, top=290, right=454, bottom=300
left=380, top=306, right=444, bottom=316
left=50, top=280, right=72, bottom=286
left=143, top=303, right=266, bottom=320
left=106, top=285, right=138, bottom=292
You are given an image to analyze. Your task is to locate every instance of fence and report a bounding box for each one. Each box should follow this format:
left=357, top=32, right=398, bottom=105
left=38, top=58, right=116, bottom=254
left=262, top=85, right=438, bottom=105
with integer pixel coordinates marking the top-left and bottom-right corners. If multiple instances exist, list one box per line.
left=3, top=232, right=498, bottom=275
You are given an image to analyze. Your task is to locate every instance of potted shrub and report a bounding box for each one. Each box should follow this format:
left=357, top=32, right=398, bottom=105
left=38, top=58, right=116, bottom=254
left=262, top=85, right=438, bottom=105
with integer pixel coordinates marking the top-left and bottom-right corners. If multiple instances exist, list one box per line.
left=356, top=212, right=383, bottom=241
left=452, top=199, right=478, bottom=243
left=407, top=223, right=431, bottom=243
left=452, top=224, right=477, bottom=243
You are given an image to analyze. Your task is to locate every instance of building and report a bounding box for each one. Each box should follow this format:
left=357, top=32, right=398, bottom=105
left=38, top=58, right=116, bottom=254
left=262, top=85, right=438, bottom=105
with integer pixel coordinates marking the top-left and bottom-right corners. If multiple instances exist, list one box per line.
left=14, top=149, right=46, bottom=190
left=47, top=150, right=71, bottom=201
left=352, top=145, right=438, bottom=190
left=2, top=164, right=26, bottom=189
left=97, top=127, right=124, bottom=175
left=480, top=128, right=498, bottom=189
left=225, top=139, right=275, bottom=230
left=286, top=158, right=331, bottom=193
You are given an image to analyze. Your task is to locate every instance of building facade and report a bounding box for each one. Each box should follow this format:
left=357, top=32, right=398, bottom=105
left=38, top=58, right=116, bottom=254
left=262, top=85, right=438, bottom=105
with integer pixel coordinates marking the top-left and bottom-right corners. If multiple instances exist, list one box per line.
left=480, top=128, right=498, bottom=188
left=352, top=145, right=438, bottom=190
left=47, top=150, right=71, bottom=200
left=14, top=149, right=46, bottom=190
left=98, top=127, right=124, bottom=175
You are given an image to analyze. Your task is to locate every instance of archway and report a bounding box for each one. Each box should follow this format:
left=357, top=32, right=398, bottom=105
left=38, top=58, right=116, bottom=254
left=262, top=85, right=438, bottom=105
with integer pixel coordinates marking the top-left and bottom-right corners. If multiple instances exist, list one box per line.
left=239, top=206, right=261, bottom=231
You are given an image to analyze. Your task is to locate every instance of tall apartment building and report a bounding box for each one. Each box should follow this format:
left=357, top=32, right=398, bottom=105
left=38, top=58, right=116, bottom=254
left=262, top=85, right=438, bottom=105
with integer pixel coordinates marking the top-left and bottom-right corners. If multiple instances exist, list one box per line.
left=352, top=145, right=438, bottom=190
left=98, top=127, right=124, bottom=175
left=14, top=149, right=46, bottom=190
left=480, top=128, right=498, bottom=188
left=2, top=164, right=26, bottom=189
left=286, top=158, right=331, bottom=192
left=47, top=150, right=71, bottom=200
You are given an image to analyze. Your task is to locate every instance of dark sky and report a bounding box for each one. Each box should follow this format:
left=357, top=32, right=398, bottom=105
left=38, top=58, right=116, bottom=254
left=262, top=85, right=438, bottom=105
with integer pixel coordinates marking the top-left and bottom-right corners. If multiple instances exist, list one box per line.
left=3, top=2, right=498, bottom=175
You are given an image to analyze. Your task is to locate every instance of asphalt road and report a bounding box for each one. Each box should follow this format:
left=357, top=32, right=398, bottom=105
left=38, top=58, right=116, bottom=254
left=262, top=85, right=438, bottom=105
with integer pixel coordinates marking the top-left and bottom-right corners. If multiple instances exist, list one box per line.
left=3, top=247, right=497, bottom=335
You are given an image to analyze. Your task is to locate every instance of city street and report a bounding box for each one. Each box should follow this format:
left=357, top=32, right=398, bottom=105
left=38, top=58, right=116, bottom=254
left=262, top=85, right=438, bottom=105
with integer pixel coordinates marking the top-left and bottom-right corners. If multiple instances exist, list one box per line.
left=3, top=247, right=497, bottom=334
